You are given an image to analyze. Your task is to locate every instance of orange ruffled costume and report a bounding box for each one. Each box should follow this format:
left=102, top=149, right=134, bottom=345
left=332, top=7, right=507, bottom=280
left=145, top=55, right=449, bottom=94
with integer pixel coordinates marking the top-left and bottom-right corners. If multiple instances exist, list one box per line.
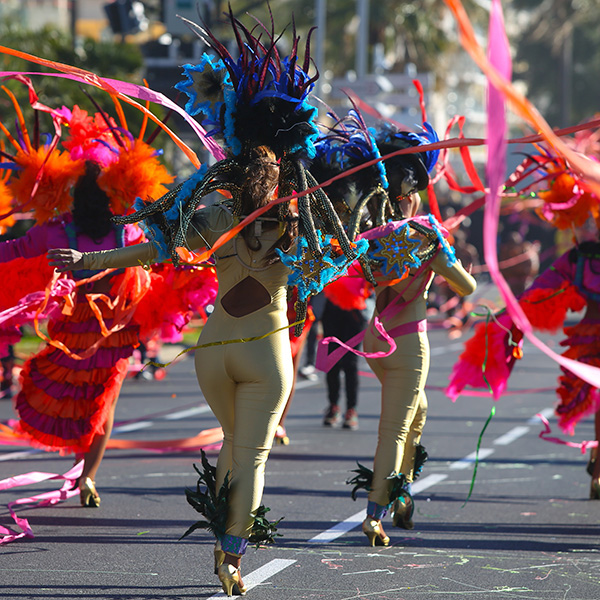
left=0, top=217, right=150, bottom=455
left=15, top=268, right=148, bottom=454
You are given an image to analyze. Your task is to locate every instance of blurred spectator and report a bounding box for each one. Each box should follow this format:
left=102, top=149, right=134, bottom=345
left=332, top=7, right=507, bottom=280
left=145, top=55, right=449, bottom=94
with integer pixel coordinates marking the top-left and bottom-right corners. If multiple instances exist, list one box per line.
left=298, top=291, right=326, bottom=381
left=499, top=230, right=541, bottom=296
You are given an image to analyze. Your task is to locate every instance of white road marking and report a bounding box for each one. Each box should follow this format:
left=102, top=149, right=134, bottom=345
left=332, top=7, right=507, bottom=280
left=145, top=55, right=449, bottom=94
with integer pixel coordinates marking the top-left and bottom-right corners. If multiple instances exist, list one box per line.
left=111, top=421, right=153, bottom=433
left=527, top=407, right=554, bottom=424
left=164, top=405, right=211, bottom=420
left=294, top=378, right=320, bottom=389
left=307, top=509, right=366, bottom=544
left=0, top=403, right=215, bottom=462
left=494, top=426, right=530, bottom=446
left=307, top=473, right=449, bottom=545
left=411, top=473, right=448, bottom=493
left=0, top=449, right=42, bottom=461
left=449, top=448, right=495, bottom=469
left=430, top=342, right=463, bottom=356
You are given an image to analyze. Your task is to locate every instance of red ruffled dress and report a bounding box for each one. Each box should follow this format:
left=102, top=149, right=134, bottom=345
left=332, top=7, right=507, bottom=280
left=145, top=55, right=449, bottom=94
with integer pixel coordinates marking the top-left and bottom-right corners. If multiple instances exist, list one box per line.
left=0, top=216, right=148, bottom=454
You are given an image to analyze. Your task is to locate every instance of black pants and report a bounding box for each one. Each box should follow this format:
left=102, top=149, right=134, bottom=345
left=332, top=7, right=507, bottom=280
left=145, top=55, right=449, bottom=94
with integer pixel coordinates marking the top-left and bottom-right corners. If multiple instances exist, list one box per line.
left=322, top=300, right=366, bottom=410
left=326, top=351, right=359, bottom=409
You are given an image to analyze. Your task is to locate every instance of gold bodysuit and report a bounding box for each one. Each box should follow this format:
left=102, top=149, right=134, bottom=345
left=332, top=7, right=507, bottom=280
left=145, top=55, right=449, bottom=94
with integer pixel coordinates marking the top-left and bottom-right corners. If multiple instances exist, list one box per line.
left=363, top=251, right=476, bottom=506
left=83, top=204, right=294, bottom=540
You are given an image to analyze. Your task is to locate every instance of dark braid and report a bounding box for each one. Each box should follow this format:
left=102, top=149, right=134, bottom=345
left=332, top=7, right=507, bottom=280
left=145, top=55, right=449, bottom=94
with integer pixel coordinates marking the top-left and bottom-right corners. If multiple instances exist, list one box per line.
left=72, top=161, right=114, bottom=241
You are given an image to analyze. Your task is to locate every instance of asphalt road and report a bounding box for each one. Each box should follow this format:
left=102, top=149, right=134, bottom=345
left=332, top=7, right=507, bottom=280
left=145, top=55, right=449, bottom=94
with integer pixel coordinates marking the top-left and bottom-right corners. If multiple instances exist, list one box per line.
left=1, top=328, right=599, bottom=599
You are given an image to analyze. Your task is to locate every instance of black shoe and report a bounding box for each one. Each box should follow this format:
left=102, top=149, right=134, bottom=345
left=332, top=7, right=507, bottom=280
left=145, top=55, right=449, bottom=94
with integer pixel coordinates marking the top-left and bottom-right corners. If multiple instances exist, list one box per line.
left=586, top=447, right=597, bottom=477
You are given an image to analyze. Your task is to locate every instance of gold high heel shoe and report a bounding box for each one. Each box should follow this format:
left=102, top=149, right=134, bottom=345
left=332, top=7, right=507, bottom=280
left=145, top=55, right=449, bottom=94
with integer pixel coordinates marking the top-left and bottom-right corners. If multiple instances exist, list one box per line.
left=392, top=495, right=414, bottom=530
left=218, top=563, right=247, bottom=596
left=273, top=425, right=289, bottom=445
left=214, top=540, right=225, bottom=575
left=362, top=518, right=389, bottom=547
left=590, top=478, right=600, bottom=500
left=79, top=477, right=101, bottom=508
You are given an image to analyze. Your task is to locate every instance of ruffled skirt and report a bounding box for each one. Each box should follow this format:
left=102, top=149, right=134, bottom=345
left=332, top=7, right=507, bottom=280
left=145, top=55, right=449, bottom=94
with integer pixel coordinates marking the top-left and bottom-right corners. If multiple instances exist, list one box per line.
left=13, top=299, right=139, bottom=455
left=556, top=320, right=600, bottom=434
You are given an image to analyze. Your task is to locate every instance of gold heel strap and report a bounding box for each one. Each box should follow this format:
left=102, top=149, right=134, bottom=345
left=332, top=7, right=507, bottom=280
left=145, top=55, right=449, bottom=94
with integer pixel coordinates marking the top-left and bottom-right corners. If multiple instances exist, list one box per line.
left=218, top=563, right=247, bottom=596
left=79, top=478, right=101, bottom=507
left=362, top=518, right=390, bottom=547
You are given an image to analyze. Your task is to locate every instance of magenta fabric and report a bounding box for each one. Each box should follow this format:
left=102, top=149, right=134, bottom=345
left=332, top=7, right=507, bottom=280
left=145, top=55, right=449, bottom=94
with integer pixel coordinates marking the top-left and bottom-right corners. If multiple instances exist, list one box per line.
left=481, top=1, right=600, bottom=390
left=0, top=461, right=83, bottom=545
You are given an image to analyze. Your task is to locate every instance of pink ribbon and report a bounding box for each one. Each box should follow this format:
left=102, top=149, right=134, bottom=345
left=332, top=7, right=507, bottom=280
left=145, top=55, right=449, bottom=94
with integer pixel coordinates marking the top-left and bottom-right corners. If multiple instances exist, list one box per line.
left=316, top=228, right=435, bottom=373
left=0, top=70, right=226, bottom=162
left=443, top=0, right=600, bottom=392
left=316, top=316, right=397, bottom=373
left=481, top=1, right=600, bottom=391
left=0, top=277, right=76, bottom=327
left=0, top=460, right=83, bottom=545
left=427, top=384, right=556, bottom=397
left=537, top=413, right=598, bottom=454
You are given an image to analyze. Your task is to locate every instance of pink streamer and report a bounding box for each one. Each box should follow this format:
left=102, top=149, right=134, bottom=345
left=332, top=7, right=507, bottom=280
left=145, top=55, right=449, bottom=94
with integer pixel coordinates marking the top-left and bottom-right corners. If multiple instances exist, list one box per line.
left=0, top=460, right=83, bottom=545
left=0, top=71, right=226, bottom=162
left=0, top=277, right=76, bottom=327
left=482, top=1, right=600, bottom=392
left=316, top=219, right=440, bottom=373
left=316, top=316, right=397, bottom=373
left=537, top=413, right=598, bottom=454
left=427, top=384, right=556, bottom=397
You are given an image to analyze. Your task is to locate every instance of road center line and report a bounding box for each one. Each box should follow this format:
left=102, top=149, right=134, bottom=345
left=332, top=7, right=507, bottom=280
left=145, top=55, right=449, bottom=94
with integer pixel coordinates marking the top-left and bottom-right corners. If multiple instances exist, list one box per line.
left=0, top=449, right=42, bottom=461
left=527, top=407, right=554, bottom=424
left=449, top=448, right=495, bottom=469
left=164, top=405, right=212, bottom=420
left=307, top=509, right=367, bottom=544
left=493, top=426, right=530, bottom=446
left=308, top=472, right=448, bottom=545
left=411, top=473, right=448, bottom=492
left=207, top=558, right=297, bottom=598
left=205, top=404, right=561, bottom=593
left=112, top=421, right=153, bottom=433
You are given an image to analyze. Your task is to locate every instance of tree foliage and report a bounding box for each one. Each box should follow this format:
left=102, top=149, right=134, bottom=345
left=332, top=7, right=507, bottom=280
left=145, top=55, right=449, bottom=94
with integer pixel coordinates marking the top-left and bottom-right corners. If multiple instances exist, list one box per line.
left=206, top=1, right=454, bottom=78
left=512, top=0, right=600, bottom=126
left=0, top=17, right=144, bottom=126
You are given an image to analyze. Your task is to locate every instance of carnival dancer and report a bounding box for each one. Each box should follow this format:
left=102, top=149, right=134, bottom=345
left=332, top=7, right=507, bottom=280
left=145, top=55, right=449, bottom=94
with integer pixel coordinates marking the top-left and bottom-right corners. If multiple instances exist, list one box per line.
left=0, top=76, right=185, bottom=509
left=358, top=192, right=476, bottom=544
left=446, top=144, right=600, bottom=499
left=49, top=11, right=367, bottom=595
left=0, top=161, right=150, bottom=507
left=314, top=111, right=476, bottom=544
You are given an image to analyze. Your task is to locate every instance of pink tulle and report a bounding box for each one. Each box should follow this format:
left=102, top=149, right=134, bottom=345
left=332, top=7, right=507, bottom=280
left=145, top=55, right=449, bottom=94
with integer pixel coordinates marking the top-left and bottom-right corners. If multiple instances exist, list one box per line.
left=133, top=265, right=217, bottom=341
left=446, top=313, right=521, bottom=400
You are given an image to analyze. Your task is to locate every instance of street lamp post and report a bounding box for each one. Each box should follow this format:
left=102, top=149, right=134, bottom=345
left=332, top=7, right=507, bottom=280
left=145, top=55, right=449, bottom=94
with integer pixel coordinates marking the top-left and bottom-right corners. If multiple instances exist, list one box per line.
left=356, top=0, right=369, bottom=80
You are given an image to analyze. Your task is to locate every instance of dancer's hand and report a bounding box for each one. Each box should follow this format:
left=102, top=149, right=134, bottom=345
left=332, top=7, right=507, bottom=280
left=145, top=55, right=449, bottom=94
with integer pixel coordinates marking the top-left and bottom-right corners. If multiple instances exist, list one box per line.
left=47, top=248, right=84, bottom=272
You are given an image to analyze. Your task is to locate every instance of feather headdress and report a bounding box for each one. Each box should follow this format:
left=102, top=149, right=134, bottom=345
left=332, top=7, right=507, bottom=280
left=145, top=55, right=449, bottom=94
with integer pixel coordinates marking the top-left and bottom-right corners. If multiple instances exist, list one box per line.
left=175, top=6, right=319, bottom=160
left=375, top=122, right=440, bottom=203
left=114, top=6, right=370, bottom=333
left=528, top=148, right=600, bottom=231
left=313, top=105, right=390, bottom=241
left=0, top=76, right=174, bottom=226
left=59, top=101, right=175, bottom=215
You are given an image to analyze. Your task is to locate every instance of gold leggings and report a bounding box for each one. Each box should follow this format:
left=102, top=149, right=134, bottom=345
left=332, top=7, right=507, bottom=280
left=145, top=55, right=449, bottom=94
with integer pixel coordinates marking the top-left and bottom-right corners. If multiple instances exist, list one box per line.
left=364, top=326, right=430, bottom=507
left=194, top=307, right=293, bottom=539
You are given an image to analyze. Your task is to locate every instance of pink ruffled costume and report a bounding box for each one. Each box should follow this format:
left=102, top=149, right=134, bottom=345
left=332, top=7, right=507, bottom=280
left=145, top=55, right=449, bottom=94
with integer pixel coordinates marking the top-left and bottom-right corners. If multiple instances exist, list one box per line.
left=447, top=247, right=599, bottom=434
left=0, top=216, right=144, bottom=454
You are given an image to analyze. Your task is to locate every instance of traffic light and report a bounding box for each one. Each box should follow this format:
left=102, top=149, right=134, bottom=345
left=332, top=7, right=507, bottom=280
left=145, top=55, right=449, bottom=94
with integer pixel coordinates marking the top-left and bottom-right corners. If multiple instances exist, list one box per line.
left=104, top=0, right=148, bottom=35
